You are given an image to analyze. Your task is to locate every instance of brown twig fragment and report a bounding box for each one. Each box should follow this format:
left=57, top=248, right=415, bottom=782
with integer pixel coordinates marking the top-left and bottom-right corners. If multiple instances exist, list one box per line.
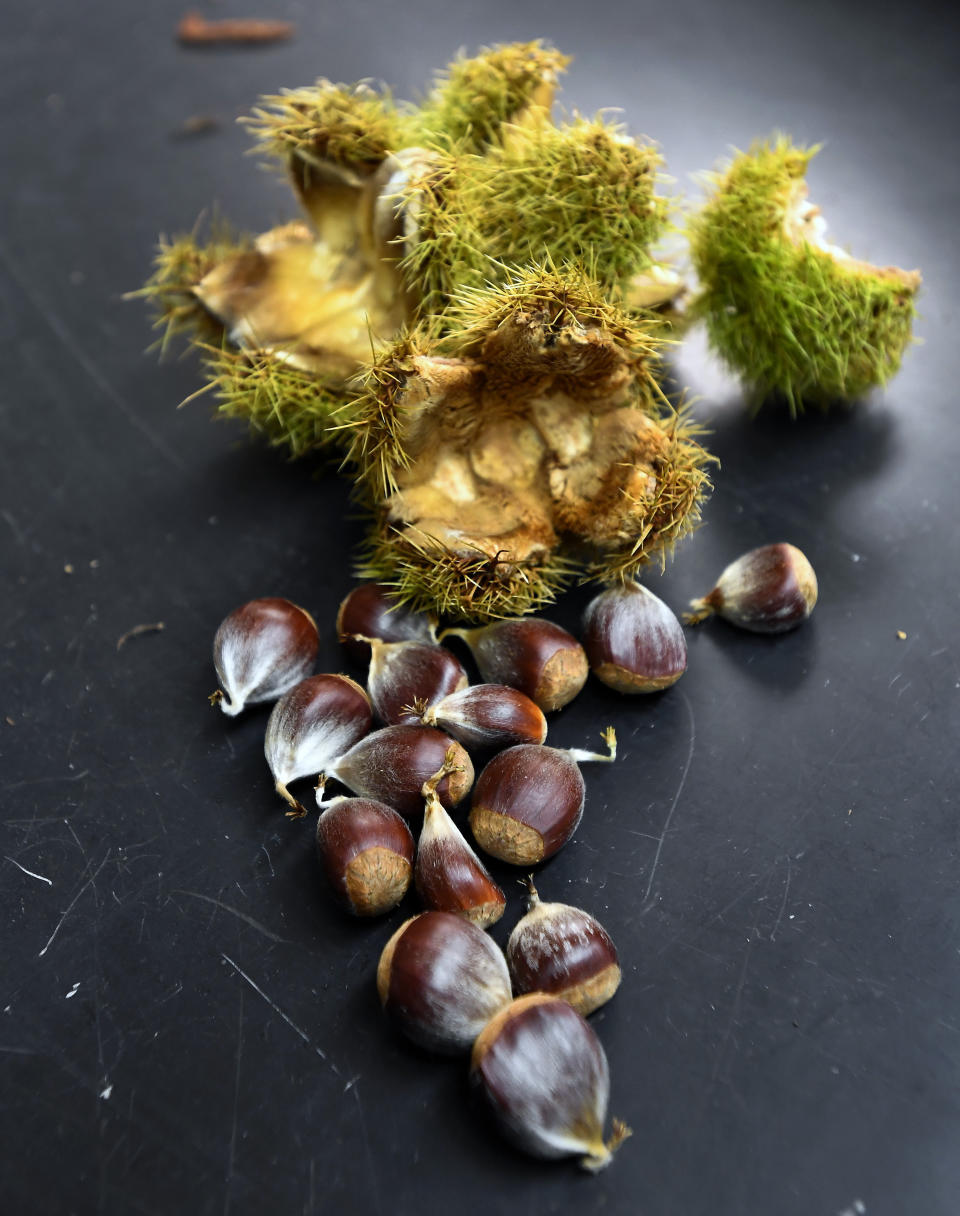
left=116, top=622, right=166, bottom=652
left=177, top=12, right=295, bottom=46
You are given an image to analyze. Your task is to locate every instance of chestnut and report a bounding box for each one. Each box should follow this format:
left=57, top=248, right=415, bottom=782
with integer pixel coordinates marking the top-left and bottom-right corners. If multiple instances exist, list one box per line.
left=363, top=637, right=468, bottom=726
left=321, top=725, right=474, bottom=819
left=315, top=792, right=414, bottom=916
left=418, top=684, right=547, bottom=750
left=336, top=583, right=437, bottom=662
left=211, top=596, right=318, bottom=715
left=582, top=581, right=686, bottom=693
left=469, top=729, right=617, bottom=866
left=506, top=879, right=621, bottom=1015
left=685, top=542, right=818, bottom=633
left=441, top=618, right=588, bottom=711
left=377, top=911, right=512, bottom=1054
left=470, top=993, right=630, bottom=1170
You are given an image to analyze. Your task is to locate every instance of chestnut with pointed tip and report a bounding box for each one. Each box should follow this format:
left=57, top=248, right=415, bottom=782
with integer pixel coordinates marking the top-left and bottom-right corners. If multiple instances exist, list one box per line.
left=315, top=787, right=414, bottom=916
left=364, top=637, right=468, bottom=726
left=469, top=729, right=617, bottom=866
left=320, top=724, right=474, bottom=819
left=582, top=581, right=686, bottom=693
left=265, top=674, right=372, bottom=813
left=211, top=597, right=318, bottom=715
left=470, top=992, right=630, bottom=1170
left=685, top=542, right=818, bottom=633
left=418, top=684, right=547, bottom=750
left=415, top=753, right=506, bottom=927
left=507, top=879, right=621, bottom=1015
left=336, top=583, right=438, bottom=663
left=377, top=911, right=512, bottom=1054
left=441, top=618, right=588, bottom=712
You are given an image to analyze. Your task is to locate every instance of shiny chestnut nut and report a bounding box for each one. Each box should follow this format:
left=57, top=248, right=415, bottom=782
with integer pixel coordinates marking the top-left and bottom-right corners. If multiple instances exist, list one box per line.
left=582, top=582, right=686, bottom=693
left=320, top=725, right=474, bottom=819
left=685, top=542, right=818, bottom=633
left=211, top=597, right=318, bottom=715
left=440, top=618, right=588, bottom=712
left=417, top=684, right=547, bottom=750
left=362, top=637, right=467, bottom=726
left=264, top=674, right=372, bottom=814
left=377, top=911, right=512, bottom=1054
left=415, top=753, right=506, bottom=927
left=336, top=584, right=437, bottom=663
left=507, top=879, right=621, bottom=1015
left=315, top=788, right=415, bottom=916
left=471, top=993, right=630, bottom=1170
left=469, top=730, right=617, bottom=866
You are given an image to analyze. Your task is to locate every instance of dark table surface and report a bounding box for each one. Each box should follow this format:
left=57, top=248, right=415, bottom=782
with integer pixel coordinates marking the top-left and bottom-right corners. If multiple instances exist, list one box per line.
left=2, top=2, right=959, bottom=1213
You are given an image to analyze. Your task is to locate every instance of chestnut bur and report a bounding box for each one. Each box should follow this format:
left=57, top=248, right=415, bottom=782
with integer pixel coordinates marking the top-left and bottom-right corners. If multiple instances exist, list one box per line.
left=469, top=729, right=617, bottom=866
left=362, top=636, right=468, bottom=725
left=441, top=618, right=588, bottom=712
left=415, top=752, right=506, bottom=927
left=211, top=597, right=318, bottom=715
left=507, top=878, right=621, bottom=1015
left=264, top=674, right=372, bottom=814
left=416, top=684, right=547, bottom=750
left=318, top=724, right=474, bottom=818
left=315, top=788, right=414, bottom=916
left=685, top=542, right=818, bottom=633
left=471, top=993, right=630, bottom=1170
left=336, top=583, right=438, bottom=663
left=377, top=911, right=512, bottom=1054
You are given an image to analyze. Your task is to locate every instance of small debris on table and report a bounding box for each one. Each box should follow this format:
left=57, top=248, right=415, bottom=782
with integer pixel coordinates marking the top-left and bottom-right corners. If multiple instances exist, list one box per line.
left=116, top=622, right=166, bottom=651
left=177, top=12, right=295, bottom=45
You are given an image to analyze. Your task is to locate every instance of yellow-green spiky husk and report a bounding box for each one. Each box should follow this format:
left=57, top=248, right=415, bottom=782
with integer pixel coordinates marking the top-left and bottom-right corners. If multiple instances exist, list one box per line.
left=195, top=346, right=354, bottom=458
left=688, top=135, right=920, bottom=411
left=243, top=81, right=406, bottom=177
left=135, top=222, right=252, bottom=353
left=356, top=527, right=575, bottom=622
left=412, top=42, right=571, bottom=152
left=584, top=406, right=715, bottom=584
left=465, top=117, right=669, bottom=293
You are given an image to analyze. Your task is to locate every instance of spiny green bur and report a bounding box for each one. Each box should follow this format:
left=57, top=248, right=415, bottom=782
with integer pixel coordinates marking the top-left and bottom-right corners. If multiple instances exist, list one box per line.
left=688, top=136, right=921, bottom=411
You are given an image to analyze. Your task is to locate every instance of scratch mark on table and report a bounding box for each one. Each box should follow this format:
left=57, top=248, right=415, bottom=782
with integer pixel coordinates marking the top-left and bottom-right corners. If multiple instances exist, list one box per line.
left=641, top=691, right=696, bottom=908
left=0, top=240, right=187, bottom=473
left=348, top=1078, right=381, bottom=1215
left=3, top=770, right=90, bottom=792
left=220, top=954, right=337, bottom=1072
left=174, top=890, right=287, bottom=943
left=224, top=988, right=243, bottom=1216
left=38, top=852, right=111, bottom=957
left=4, top=856, right=53, bottom=885
left=769, top=855, right=793, bottom=941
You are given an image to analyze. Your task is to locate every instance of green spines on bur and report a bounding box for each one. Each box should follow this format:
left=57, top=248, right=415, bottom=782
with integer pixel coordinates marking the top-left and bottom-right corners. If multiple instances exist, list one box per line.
left=413, top=42, right=571, bottom=153
left=466, top=117, right=669, bottom=294
left=136, top=222, right=252, bottom=353
left=688, top=135, right=921, bottom=411
left=243, top=81, right=406, bottom=178
left=195, top=346, right=354, bottom=459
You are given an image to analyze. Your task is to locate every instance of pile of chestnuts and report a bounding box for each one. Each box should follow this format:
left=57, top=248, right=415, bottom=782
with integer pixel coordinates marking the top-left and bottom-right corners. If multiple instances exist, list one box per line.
left=208, top=542, right=818, bottom=1170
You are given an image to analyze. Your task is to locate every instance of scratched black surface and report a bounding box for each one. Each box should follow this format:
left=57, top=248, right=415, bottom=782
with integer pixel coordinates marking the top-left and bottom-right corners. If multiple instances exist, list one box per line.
left=1, top=2, right=959, bottom=1213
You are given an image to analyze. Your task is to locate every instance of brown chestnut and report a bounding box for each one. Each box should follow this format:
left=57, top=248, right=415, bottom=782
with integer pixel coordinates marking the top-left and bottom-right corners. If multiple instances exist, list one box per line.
left=469, top=729, right=617, bottom=866
left=363, top=637, right=467, bottom=726
left=506, top=879, right=621, bottom=1015
left=336, top=583, right=437, bottom=662
left=377, top=911, right=512, bottom=1054
left=320, top=725, right=474, bottom=819
left=264, top=674, right=372, bottom=814
left=415, top=754, right=506, bottom=927
left=212, top=597, right=318, bottom=715
left=315, top=791, right=414, bottom=916
left=685, top=542, right=818, bottom=633
left=418, top=684, right=547, bottom=750
left=582, top=581, right=686, bottom=693
left=440, top=618, right=588, bottom=712
left=470, top=993, right=630, bottom=1170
